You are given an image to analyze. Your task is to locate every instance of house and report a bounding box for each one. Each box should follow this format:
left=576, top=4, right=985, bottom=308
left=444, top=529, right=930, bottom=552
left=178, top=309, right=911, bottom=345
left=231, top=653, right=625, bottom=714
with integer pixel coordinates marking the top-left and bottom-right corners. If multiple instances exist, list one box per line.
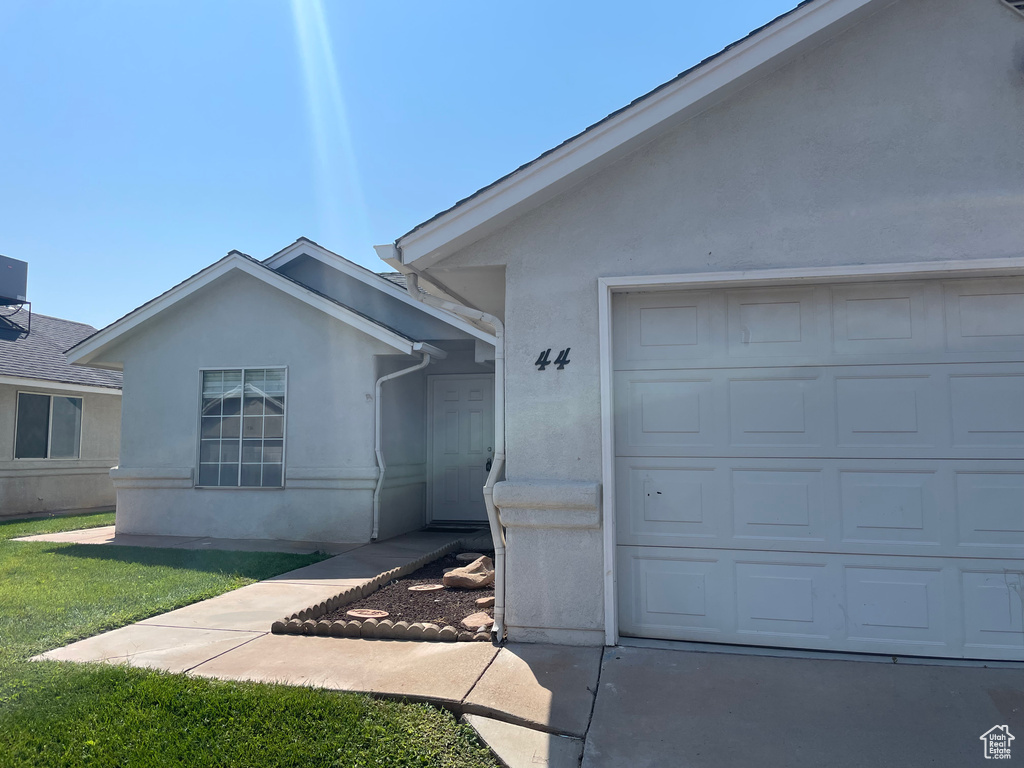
left=370, top=0, right=1024, bottom=659
left=66, top=240, right=497, bottom=544
left=68, top=0, right=1022, bottom=661
left=1, top=307, right=122, bottom=517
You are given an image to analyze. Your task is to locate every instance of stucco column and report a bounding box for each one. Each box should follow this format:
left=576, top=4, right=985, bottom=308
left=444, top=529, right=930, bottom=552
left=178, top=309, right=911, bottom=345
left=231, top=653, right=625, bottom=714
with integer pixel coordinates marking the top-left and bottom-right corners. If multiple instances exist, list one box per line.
left=493, top=479, right=605, bottom=646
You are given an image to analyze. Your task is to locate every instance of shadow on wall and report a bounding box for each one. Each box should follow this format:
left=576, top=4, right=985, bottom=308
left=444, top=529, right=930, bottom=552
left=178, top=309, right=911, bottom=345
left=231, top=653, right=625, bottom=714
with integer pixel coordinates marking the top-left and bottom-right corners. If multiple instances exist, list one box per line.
left=42, top=544, right=328, bottom=577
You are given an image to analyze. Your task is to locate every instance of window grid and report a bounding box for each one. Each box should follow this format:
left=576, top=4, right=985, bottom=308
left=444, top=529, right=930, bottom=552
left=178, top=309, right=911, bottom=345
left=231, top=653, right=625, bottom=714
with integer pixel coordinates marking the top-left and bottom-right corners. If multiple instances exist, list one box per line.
left=198, top=368, right=285, bottom=488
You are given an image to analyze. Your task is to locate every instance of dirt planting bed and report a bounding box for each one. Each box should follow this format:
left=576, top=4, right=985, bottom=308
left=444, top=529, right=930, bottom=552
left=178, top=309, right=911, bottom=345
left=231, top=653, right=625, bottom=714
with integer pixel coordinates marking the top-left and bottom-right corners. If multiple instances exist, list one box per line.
left=324, top=552, right=493, bottom=628
left=270, top=545, right=496, bottom=643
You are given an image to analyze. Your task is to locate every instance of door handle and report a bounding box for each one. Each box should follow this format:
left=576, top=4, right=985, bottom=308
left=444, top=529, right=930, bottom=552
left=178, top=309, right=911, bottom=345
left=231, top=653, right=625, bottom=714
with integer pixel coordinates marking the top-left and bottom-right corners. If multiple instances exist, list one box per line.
left=485, top=458, right=493, bottom=472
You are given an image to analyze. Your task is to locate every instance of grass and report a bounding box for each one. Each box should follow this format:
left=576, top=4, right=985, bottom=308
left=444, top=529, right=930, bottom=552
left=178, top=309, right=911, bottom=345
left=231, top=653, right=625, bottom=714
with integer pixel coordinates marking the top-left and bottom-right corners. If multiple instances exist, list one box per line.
left=0, top=513, right=498, bottom=768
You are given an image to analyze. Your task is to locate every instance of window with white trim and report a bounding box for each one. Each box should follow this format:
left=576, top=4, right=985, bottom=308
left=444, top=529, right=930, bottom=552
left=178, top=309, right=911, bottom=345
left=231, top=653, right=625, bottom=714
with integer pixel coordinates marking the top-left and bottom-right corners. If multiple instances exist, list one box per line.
left=15, top=392, right=83, bottom=459
left=198, top=368, right=285, bottom=488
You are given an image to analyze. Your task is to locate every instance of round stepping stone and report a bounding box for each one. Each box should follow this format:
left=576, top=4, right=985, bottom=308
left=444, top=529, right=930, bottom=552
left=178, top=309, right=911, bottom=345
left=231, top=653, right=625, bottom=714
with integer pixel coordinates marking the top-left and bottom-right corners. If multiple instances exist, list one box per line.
left=456, top=552, right=485, bottom=562
left=346, top=608, right=389, bottom=620
left=408, top=584, right=445, bottom=592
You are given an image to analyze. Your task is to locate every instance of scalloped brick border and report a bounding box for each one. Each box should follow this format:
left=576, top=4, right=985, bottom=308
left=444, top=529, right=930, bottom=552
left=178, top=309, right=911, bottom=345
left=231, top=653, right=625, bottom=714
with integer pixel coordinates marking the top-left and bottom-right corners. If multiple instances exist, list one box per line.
left=269, top=540, right=493, bottom=642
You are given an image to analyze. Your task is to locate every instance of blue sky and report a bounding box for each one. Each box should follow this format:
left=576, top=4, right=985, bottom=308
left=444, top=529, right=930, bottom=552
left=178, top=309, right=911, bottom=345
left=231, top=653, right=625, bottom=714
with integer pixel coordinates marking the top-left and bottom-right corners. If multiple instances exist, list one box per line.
left=0, top=0, right=796, bottom=329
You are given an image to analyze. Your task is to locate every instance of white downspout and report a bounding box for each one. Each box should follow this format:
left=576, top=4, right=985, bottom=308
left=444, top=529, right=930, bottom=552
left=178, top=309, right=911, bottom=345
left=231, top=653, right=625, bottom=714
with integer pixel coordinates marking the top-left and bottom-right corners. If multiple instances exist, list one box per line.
left=372, top=350, right=433, bottom=541
left=402, top=270, right=507, bottom=640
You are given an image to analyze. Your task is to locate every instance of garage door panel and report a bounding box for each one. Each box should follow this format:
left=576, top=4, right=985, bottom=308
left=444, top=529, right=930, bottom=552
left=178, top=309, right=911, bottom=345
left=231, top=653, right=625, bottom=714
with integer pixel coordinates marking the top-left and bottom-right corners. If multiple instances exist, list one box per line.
left=616, top=455, right=1023, bottom=560
left=616, top=364, right=1024, bottom=459
left=830, top=281, right=943, bottom=356
left=844, top=565, right=949, bottom=649
left=617, top=549, right=731, bottom=638
left=612, top=291, right=719, bottom=363
left=732, top=469, right=827, bottom=543
left=834, top=374, right=942, bottom=448
left=618, top=546, right=1023, bottom=659
left=949, top=373, right=1024, bottom=447
left=735, top=561, right=834, bottom=640
left=944, top=277, right=1024, bottom=352
left=955, top=471, right=1024, bottom=548
left=727, top=375, right=826, bottom=448
left=838, top=469, right=942, bottom=547
left=962, top=571, right=1024, bottom=653
left=726, top=286, right=822, bottom=358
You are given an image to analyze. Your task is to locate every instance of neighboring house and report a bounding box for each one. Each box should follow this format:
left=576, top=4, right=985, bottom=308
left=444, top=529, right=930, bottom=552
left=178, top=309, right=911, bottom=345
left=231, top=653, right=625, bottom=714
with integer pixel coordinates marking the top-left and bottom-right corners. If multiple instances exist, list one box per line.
left=371, top=0, right=1024, bottom=660
left=67, top=240, right=497, bottom=544
left=0, top=308, right=122, bottom=517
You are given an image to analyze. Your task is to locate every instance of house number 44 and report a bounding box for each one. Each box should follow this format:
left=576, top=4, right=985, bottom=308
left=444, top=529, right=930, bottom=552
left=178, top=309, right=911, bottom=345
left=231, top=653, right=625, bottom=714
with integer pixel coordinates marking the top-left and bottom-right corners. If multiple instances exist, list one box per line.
left=535, top=348, right=571, bottom=371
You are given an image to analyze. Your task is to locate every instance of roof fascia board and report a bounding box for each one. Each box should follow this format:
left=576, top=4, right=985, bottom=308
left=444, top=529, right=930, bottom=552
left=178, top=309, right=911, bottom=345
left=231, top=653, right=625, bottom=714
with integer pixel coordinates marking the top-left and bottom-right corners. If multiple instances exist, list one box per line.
left=397, top=0, right=890, bottom=268
left=68, top=255, right=420, bottom=366
left=0, top=375, right=122, bottom=395
left=267, top=239, right=496, bottom=343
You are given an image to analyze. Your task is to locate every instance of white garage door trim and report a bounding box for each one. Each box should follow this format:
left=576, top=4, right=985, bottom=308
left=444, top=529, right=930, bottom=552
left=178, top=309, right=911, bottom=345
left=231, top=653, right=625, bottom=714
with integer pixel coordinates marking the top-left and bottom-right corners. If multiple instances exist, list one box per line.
left=598, top=256, right=1024, bottom=648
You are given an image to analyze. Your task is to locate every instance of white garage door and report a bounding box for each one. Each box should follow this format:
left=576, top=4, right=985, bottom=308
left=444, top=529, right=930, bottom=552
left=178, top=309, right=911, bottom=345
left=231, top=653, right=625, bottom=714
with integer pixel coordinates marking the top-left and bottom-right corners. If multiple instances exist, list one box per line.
left=613, top=277, right=1024, bottom=660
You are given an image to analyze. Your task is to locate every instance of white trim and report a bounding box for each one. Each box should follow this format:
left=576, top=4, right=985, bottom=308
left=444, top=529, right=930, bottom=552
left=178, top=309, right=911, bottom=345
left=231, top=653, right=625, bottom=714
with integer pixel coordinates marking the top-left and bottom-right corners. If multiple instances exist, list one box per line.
left=264, top=239, right=498, bottom=344
left=426, top=372, right=495, bottom=524
left=598, top=280, right=618, bottom=646
left=66, top=253, right=429, bottom=368
left=597, top=255, right=1024, bottom=648
left=397, top=0, right=891, bottom=268
left=0, top=376, right=121, bottom=396
left=13, top=390, right=84, bottom=461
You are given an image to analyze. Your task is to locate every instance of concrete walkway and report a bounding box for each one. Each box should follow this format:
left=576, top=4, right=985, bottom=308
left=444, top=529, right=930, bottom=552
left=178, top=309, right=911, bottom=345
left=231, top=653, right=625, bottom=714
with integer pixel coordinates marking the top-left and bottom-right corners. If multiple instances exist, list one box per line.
left=31, top=526, right=594, bottom=767
left=13, top=525, right=363, bottom=554
left=29, top=526, right=1020, bottom=768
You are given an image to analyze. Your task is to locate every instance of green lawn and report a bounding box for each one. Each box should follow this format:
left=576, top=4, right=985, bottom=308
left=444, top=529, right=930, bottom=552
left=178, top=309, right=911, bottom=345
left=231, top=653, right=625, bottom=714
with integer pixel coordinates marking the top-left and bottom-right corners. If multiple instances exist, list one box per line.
left=0, top=513, right=497, bottom=768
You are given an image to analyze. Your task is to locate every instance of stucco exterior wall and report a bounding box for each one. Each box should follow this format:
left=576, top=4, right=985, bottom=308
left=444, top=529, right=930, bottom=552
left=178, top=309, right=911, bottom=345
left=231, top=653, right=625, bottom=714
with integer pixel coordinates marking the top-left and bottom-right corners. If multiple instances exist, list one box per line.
left=0, top=382, right=120, bottom=517
left=104, top=270, right=404, bottom=542
left=426, top=0, right=1024, bottom=643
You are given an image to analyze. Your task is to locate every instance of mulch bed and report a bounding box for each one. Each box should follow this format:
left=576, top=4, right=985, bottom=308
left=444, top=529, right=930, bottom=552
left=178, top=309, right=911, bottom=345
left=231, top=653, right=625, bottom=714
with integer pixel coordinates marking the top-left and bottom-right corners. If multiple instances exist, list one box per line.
left=321, top=552, right=494, bottom=629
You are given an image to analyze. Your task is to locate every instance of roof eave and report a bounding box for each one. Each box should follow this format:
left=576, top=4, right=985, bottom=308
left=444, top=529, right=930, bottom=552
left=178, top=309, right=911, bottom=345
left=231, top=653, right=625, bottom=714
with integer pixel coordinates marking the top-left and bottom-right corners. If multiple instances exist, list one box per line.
left=395, top=0, right=892, bottom=270
left=67, top=253, right=425, bottom=367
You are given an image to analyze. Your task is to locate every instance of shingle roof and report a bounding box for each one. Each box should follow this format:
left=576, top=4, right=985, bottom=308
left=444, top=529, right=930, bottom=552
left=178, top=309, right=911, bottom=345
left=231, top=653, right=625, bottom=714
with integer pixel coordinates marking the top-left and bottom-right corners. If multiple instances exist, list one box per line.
left=65, top=251, right=425, bottom=363
left=0, top=308, right=122, bottom=389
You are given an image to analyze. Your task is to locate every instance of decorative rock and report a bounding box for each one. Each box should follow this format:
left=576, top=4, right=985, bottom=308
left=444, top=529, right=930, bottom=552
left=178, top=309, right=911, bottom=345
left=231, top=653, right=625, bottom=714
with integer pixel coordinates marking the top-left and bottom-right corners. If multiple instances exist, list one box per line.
left=301, top=620, right=317, bottom=635
left=391, top=621, right=411, bottom=639
left=443, top=556, right=495, bottom=589
left=375, top=619, right=394, bottom=639
left=342, top=621, right=362, bottom=638
left=473, top=632, right=492, bottom=642
left=438, top=626, right=458, bottom=642
left=461, top=612, right=494, bottom=632
left=329, top=621, right=348, bottom=637
left=443, top=567, right=458, bottom=574
left=457, top=631, right=475, bottom=642
left=408, top=584, right=445, bottom=592
left=475, top=596, right=495, bottom=609
left=421, top=624, right=441, bottom=641
left=360, top=619, right=378, bottom=638
left=347, top=608, right=389, bottom=620
left=271, top=621, right=287, bottom=634
left=315, top=620, right=331, bottom=636
left=456, top=552, right=485, bottom=562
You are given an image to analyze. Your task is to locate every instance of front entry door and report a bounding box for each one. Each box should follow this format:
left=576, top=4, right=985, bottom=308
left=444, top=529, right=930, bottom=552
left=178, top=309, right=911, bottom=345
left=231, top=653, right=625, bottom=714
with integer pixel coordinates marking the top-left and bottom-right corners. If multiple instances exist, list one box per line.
left=428, top=374, right=494, bottom=523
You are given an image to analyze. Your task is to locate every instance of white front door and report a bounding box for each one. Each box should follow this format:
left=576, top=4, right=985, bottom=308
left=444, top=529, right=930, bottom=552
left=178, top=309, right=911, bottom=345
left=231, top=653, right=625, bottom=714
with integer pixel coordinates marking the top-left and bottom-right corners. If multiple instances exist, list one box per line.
left=429, top=374, right=494, bottom=523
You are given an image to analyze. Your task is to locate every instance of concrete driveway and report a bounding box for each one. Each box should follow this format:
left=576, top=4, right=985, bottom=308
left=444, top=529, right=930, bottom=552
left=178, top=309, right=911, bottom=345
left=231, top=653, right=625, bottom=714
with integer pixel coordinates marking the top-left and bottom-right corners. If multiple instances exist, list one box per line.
left=583, top=645, right=1024, bottom=768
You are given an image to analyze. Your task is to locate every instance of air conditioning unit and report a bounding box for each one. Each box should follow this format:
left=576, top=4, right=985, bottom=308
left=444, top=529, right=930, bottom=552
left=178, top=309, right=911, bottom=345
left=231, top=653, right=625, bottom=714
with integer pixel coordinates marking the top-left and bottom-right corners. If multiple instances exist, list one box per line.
left=0, top=255, right=28, bottom=305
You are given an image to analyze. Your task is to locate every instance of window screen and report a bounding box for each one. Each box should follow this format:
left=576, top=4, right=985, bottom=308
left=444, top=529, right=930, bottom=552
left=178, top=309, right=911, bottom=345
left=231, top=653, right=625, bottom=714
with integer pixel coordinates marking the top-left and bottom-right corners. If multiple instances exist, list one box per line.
left=199, top=368, right=285, bottom=487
